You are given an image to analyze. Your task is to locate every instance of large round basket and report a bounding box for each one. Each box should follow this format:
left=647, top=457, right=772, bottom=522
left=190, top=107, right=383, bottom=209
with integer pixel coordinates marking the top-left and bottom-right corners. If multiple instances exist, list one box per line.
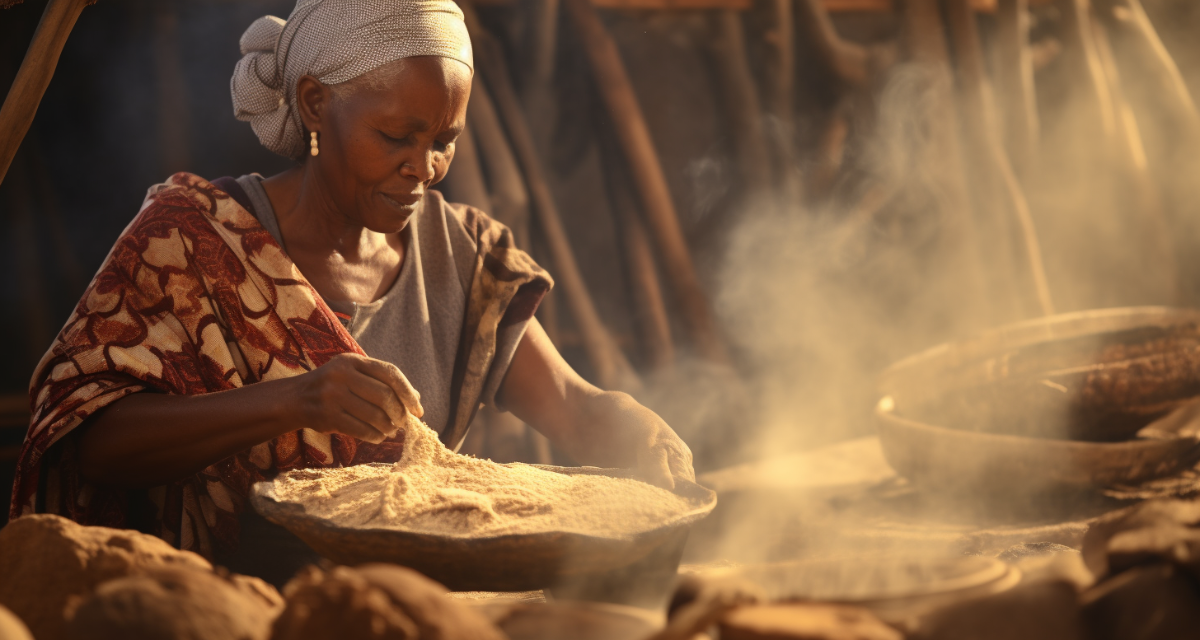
left=876, top=307, right=1200, bottom=493
left=251, top=464, right=717, bottom=594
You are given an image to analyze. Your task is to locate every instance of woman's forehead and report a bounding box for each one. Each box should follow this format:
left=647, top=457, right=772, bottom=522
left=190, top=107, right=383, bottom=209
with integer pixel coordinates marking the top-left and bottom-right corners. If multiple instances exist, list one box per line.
left=340, top=58, right=470, bottom=129
left=354, top=57, right=471, bottom=93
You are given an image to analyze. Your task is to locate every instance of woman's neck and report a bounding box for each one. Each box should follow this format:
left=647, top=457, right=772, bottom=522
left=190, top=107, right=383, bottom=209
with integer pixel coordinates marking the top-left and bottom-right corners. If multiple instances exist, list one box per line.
left=260, top=165, right=407, bottom=304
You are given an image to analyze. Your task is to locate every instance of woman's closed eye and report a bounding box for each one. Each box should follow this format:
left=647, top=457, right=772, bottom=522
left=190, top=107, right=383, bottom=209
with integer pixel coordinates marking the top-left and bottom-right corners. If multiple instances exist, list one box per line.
left=378, top=130, right=454, bottom=155
left=379, top=129, right=415, bottom=146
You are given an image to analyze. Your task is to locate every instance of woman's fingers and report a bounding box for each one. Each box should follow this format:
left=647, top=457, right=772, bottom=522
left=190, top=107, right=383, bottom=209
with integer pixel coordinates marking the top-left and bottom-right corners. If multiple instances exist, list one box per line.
left=335, top=410, right=390, bottom=444
left=669, top=456, right=696, bottom=482
left=353, top=357, right=425, bottom=418
left=341, top=390, right=399, bottom=441
left=640, top=446, right=676, bottom=490
left=349, top=375, right=411, bottom=428
left=667, top=442, right=697, bottom=482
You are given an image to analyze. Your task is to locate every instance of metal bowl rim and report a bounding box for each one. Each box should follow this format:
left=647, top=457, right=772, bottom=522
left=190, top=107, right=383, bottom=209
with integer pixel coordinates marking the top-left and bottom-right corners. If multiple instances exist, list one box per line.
left=881, top=306, right=1200, bottom=383
left=875, top=402, right=1200, bottom=451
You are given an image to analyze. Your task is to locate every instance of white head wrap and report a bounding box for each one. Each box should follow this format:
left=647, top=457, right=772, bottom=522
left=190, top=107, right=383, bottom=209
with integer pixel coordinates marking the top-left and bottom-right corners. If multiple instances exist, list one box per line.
left=231, top=0, right=473, bottom=159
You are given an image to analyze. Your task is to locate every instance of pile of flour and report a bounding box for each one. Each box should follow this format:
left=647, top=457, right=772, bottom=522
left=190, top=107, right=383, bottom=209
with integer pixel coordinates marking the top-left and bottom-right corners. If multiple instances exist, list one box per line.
left=272, top=417, right=696, bottom=538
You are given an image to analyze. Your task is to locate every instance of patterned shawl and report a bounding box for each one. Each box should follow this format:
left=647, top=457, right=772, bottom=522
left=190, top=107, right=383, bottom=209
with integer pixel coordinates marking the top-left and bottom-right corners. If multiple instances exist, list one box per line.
left=9, top=173, right=550, bottom=557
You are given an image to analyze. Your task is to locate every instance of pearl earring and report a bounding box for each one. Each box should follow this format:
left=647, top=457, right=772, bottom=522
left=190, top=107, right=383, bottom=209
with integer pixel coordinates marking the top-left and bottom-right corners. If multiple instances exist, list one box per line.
left=309, top=131, right=319, bottom=157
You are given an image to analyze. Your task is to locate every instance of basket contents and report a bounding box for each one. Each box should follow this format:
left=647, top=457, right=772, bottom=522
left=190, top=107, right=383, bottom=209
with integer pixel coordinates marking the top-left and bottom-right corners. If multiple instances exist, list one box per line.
left=900, top=323, right=1200, bottom=442
left=272, top=416, right=696, bottom=538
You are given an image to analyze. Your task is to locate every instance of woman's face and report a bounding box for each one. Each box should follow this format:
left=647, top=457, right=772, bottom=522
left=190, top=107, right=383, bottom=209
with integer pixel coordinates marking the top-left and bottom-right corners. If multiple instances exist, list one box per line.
left=298, top=56, right=471, bottom=233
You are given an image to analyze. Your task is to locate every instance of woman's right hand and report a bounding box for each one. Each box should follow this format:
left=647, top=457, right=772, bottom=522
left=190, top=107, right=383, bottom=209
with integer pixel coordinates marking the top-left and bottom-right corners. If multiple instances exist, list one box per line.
left=283, top=353, right=424, bottom=444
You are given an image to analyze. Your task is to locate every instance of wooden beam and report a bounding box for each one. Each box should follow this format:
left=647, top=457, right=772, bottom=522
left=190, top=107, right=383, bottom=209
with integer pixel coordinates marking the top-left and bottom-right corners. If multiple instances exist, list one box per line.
left=708, top=9, right=774, bottom=195
left=796, top=0, right=870, bottom=89
left=762, top=0, right=804, bottom=206
left=466, top=77, right=531, bottom=232
left=565, top=0, right=732, bottom=365
left=947, top=0, right=1054, bottom=318
left=462, top=3, right=642, bottom=392
left=993, top=0, right=1040, bottom=175
left=0, top=0, right=93, bottom=186
left=902, top=0, right=992, bottom=325
left=1090, top=11, right=1179, bottom=302
left=597, top=127, right=676, bottom=371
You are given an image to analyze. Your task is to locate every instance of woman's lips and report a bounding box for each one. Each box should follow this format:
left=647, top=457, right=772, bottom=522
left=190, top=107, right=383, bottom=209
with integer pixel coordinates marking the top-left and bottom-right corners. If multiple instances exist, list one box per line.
left=381, top=192, right=422, bottom=209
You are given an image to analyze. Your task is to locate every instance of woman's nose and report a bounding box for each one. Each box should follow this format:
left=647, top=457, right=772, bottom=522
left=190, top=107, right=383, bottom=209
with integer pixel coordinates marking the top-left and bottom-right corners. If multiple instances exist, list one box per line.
left=402, top=149, right=436, bottom=183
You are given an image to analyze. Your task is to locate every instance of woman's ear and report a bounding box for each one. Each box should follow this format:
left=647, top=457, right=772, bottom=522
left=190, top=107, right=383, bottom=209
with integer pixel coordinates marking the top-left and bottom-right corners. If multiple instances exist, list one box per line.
left=296, top=75, right=330, bottom=133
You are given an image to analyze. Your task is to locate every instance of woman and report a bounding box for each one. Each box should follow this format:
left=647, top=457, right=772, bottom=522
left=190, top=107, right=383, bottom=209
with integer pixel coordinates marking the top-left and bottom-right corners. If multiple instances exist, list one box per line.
left=10, top=0, right=693, bottom=569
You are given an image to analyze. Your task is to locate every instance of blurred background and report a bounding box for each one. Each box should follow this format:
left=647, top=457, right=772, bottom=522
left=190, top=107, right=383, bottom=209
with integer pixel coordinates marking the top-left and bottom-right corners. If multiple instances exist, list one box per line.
left=4, top=0, right=1200, bottom=524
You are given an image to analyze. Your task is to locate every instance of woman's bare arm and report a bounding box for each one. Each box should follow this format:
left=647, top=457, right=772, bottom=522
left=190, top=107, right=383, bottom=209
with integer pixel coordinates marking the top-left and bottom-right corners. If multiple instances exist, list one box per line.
left=79, top=354, right=424, bottom=488
left=497, top=319, right=694, bottom=488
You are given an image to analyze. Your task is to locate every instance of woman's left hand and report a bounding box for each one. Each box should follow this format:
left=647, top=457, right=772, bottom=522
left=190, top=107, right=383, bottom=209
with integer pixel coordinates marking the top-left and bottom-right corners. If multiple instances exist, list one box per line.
left=628, top=407, right=696, bottom=490
left=499, top=320, right=696, bottom=489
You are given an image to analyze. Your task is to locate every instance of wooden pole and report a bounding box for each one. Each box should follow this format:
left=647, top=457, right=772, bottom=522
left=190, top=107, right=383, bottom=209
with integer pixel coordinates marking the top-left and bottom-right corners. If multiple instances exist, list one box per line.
left=520, top=0, right=561, bottom=157
left=708, top=9, right=774, bottom=195
left=620, top=208, right=675, bottom=370
left=466, top=78, right=561, bottom=464
left=793, top=0, right=894, bottom=201
left=564, top=0, right=731, bottom=365
left=762, top=0, right=795, bottom=144
left=794, top=0, right=870, bottom=88
left=1094, top=0, right=1200, bottom=303
left=762, top=0, right=804, bottom=207
left=808, top=104, right=849, bottom=200
left=992, top=0, right=1040, bottom=175
left=522, top=0, right=560, bottom=99
left=510, top=0, right=567, bottom=349
left=946, top=0, right=1054, bottom=318
left=1094, top=0, right=1200, bottom=142
left=467, top=77, right=531, bottom=232
left=901, top=0, right=991, bottom=325
left=1090, top=14, right=1179, bottom=302
left=0, top=0, right=92, bottom=186
left=1037, top=0, right=1158, bottom=309
left=462, top=5, right=641, bottom=391
left=1058, top=0, right=1118, bottom=142
left=598, top=127, right=676, bottom=371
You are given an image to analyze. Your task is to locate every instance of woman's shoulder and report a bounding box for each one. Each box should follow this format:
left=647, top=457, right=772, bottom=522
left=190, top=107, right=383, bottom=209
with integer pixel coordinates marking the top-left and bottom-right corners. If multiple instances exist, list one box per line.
left=141, top=172, right=236, bottom=203
left=108, top=173, right=273, bottom=261
left=135, top=172, right=259, bottom=225
left=428, top=189, right=504, bottom=235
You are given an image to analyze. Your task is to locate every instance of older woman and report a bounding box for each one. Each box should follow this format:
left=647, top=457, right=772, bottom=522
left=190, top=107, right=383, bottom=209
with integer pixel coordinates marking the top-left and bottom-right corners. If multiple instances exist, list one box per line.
left=10, top=0, right=693, bottom=570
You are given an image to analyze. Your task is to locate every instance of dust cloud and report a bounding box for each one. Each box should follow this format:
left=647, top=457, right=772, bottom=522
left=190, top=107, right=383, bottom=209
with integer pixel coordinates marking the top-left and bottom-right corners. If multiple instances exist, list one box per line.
left=683, top=3, right=1200, bottom=569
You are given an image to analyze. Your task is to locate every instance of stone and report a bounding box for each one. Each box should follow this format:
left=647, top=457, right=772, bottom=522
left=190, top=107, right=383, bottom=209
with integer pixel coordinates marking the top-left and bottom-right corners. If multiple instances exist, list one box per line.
left=0, top=606, right=32, bottom=640
left=913, top=580, right=1085, bottom=640
left=65, top=566, right=279, bottom=640
left=1082, top=563, right=1200, bottom=640
left=481, top=601, right=661, bottom=640
left=0, top=514, right=211, bottom=640
left=718, top=604, right=903, bottom=640
left=661, top=574, right=763, bottom=640
left=1008, top=548, right=1094, bottom=591
left=1082, top=499, right=1200, bottom=579
left=270, top=564, right=505, bottom=640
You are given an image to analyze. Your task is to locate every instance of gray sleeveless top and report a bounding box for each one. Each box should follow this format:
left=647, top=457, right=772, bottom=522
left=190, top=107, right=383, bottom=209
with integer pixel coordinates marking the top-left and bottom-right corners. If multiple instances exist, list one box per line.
left=234, top=174, right=519, bottom=435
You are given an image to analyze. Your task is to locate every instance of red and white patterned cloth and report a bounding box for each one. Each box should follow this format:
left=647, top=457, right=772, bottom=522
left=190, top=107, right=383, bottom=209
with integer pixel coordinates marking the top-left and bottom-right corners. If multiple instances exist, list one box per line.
left=10, top=173, right=550, bottom=557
